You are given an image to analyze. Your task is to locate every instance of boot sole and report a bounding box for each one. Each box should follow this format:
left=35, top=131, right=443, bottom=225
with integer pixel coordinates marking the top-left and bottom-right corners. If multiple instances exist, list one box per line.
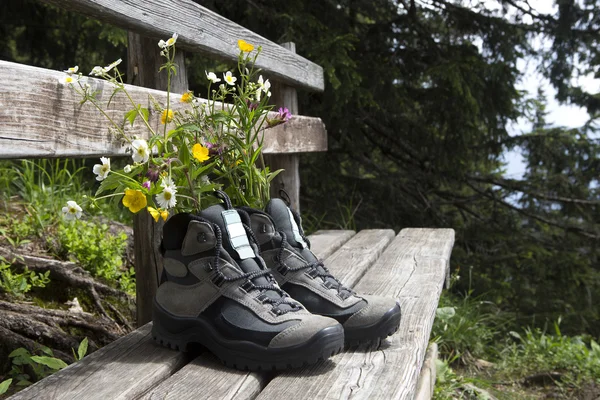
left=344, top=303, right=402, bottom=347
left=152, top=305, right=344, bottom=371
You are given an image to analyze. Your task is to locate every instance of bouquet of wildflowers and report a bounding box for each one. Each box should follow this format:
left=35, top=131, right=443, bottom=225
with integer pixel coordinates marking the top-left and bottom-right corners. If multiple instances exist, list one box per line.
left=61, top=35, right=291, bottom=222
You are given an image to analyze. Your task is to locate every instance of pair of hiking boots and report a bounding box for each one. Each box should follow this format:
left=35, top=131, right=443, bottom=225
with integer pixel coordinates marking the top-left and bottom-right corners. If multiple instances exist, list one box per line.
left=152, top=192, right=401, bottom=370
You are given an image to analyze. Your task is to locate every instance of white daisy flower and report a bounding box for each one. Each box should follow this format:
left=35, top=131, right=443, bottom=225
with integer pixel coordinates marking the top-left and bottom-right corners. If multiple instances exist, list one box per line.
left=104, top=59, right=122, bottom=73
left=156, top=184, right=177, bottom=209
left=123, top=164, right=132, bottom=173
left=90, top=66, right=104, bottom=76
left=131, top=139, right=150, bottom=163
left=65, top=66, right=79, bottom=74
left=158, top=39, right=167, bottom=48
left=205, top=71, right=221, bottom=84
left=61, top=74, right=78, bottom=85
left=62, top=201, right=83, bottom=220
left=92, top=157, right=111, bottom=181
left=166, top=33, right=178, bottom=47
left=223, top=71, right=237, bottom=86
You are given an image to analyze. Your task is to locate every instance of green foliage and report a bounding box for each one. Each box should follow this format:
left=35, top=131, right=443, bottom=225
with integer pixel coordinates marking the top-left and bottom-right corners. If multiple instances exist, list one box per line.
left=7, top=338, right=88, bottom=389
left=0, top=379, right=12, bottom=395
left=53, top=220, right=132, bottom=291
left=434, top=358, right=492, bottom=400
left=499, top=321, right=600, bottom=388
left=432, top=277, right=506, bottom=362
left=74, top=337, right=89, bottom=361
left=8, top=347, right=66, bottom=387
left=0, top=216, right=34, bottom=248
left=0, top=256, right=50, bottom=298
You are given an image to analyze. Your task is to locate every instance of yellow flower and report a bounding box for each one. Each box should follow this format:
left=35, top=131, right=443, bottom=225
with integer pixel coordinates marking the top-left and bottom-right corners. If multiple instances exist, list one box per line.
left=180, top=91, right=193, bottom=103
left=238, top=39, right=254, bottom=53
left=122, top=189, right=147, bottom=213
left=148, top=206, right=169, bottom=222
left=192, top=143, right=210, bottom=162
left=161, top=109, right=174, bottom=124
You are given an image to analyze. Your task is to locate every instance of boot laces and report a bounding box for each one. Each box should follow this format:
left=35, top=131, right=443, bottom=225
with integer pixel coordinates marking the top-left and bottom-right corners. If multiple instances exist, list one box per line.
left=276, top=231, right=355, bottom=299
left=209, top=221, right=301, bottom=315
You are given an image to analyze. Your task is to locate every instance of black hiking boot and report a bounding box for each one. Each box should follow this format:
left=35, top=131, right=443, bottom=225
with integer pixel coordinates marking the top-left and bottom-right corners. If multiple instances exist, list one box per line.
left=240, top=199, right=402, bottom=347
left=152, top=198, right=344, bottom=370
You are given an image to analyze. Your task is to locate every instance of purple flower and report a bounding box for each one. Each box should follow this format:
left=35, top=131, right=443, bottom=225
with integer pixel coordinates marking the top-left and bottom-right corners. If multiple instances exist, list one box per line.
left=246, top=100, right=259, bottom=111
left=277, top=107, right=292, bottom=122
left=205, top=142, right=224, bottom=156
left=146, top=169, right=160, bottom=183
left=142, top=181, right=151, bottom=190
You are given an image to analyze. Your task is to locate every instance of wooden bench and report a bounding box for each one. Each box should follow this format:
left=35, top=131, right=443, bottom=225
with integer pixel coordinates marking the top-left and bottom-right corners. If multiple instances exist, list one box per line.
left=1, top=1, right=455, bottom=398
left=6, top=228, right=454, bottom=400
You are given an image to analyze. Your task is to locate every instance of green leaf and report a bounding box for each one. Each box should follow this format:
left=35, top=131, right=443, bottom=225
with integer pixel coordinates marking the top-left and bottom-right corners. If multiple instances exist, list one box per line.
left=140, top=107, right=149, bottom=123
left=30, top=356, right=68, bottom=370
left=124, top=109, right=138, bottom=126
left=40, top=345, right=54, bottom=356
left=435, top=307, right=456, bottom=321
left=77, top=337, right=89, bottom=360
left=8, top=348, right=29, bottom=358
left=191, top=161, right=216, bottom=180
left=0, top=378, right=12, bottom=395
left=179, top=140, right=190, bottom=166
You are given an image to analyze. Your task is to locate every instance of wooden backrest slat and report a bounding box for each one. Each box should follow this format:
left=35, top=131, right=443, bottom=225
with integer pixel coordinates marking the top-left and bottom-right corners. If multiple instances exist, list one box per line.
left=43, top=0, right=324, bottom=91
left=0, top=61, right=327, bottom=160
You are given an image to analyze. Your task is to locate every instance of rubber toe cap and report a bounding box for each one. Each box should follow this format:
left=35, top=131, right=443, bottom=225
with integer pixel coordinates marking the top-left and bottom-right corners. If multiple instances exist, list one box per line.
left=343, top=295, right=400, bottom=328
left=268, top=315, right=341, bottom=349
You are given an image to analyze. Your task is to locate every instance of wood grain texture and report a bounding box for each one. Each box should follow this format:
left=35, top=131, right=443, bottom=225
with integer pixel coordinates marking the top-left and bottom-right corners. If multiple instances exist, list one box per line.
left=127, top=31, right=188, bottom=327
left=307, top=230, right=356, bottom=260
left=256, top=228, right=455, bottom=400
left=322, top=229, right=396, bottom=288
left=415, top=343, right=438, bottom=400
left=43, top=0, right=324, bottom=91
left=264, top=42, right=302, bottom=211
left=0, top=61, right=327, bottom=159
left=126, top=32, right=189, bottom=91
left=132, top=229, right=357, bottom=400
left=7, top=324, right=189, bottom=400
left=138, top=353, right=266, bottom=400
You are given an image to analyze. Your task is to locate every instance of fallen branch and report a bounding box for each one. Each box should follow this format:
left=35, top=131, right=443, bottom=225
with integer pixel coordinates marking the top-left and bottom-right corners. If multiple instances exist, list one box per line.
left=0, top=300, right=121, bottom=364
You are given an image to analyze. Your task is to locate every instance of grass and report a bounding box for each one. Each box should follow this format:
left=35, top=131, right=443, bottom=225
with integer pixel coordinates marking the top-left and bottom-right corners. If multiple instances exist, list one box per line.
left=432, top=284, right=600, bottom=399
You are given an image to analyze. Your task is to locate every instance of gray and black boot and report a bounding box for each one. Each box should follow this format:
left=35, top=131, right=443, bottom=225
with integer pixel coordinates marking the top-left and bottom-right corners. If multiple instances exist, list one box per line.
left=240, top=199, right=401, bottom=347
left=152, top=201, right=344, bottom=370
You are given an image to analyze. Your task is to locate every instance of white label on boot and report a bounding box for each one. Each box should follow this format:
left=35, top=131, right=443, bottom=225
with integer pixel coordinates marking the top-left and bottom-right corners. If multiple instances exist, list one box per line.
left=222, top=210, right=256, bottom=259
left=287, top=208, right=307, bottom=249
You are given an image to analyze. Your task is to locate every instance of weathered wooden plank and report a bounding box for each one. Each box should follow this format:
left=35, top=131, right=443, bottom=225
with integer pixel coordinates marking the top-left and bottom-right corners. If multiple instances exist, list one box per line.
left=415, top=343, right=438, bottom=400
left=0, top=61, right=327, bottom=159
left=264, top=42, right=301, bottom=211
left=133, top=229, right=356, bottom=400
left=137, top=353, right=266, bottom=400
left=323, top=229, right=396, bottom=288
left=256, top=228, right=455, bottom=400
left=8, top=324, right=188, bottom=400
left=307, top=230, right=356, bottom=260
left=44, top=0, right=324, bottom=91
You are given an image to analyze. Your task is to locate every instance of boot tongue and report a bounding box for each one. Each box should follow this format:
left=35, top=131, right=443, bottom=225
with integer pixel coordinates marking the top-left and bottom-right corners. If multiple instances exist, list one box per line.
left=199, top=204, right=291, bottom=309
left=265, top=200, right=350, bottom=296
left=265, top=199, right=318, bottom=262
